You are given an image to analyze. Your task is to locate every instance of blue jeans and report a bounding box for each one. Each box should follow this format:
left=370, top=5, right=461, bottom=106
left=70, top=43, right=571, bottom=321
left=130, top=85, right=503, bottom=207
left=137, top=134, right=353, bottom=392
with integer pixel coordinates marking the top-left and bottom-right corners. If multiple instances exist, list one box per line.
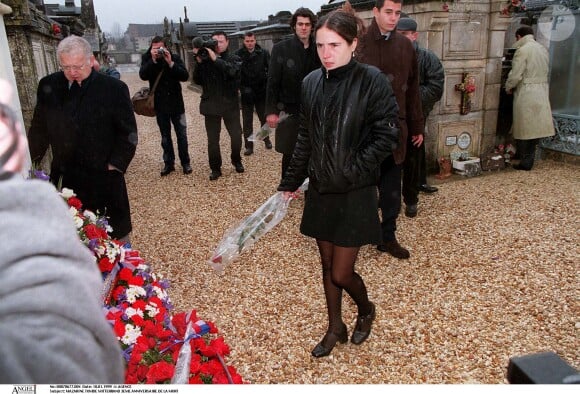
left=156, top=112, right=190, bottom=167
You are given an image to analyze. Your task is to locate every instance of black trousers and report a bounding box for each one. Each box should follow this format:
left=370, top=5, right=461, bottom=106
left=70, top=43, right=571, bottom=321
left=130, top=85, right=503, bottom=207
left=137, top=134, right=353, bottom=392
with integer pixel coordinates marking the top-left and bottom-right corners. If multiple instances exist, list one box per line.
left=204, top=113, right=242, bottom=172
left=241, top=96, right=270, bottom=148
left=516, top=138, right=539, bottom=170
left=378, top=157, right=403, bottom=243
left=402, top=141, right=421, bottom=206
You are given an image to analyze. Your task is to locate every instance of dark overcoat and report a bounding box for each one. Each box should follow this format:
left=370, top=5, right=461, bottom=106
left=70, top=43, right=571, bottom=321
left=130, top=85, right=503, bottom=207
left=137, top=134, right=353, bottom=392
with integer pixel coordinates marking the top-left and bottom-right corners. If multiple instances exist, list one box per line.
left=357, top=19, right=424, bottom=165
left=139, top=50, right=189, bottom=115
left=265, top=34, right=320, bottom=154
left=235, top=44, right=270, bottom=103
left=28, top=70, right=138, bottom=239
left=192, top=50, right=241, bottom=117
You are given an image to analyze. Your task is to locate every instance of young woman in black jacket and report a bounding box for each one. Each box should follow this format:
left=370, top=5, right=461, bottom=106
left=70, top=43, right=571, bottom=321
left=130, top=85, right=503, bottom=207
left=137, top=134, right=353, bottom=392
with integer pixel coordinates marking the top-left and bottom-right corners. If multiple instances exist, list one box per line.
left=278, top=7, right=400, bottom=358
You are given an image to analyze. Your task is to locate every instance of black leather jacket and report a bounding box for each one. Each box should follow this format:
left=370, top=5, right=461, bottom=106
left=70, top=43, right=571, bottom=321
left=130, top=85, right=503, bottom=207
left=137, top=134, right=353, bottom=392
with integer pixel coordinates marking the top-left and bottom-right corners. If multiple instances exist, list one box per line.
left=192, top=50, right=241, bottom=116
left=279, top=60, right=400, bottom=194
left=235, top=44, right=270, bottom=101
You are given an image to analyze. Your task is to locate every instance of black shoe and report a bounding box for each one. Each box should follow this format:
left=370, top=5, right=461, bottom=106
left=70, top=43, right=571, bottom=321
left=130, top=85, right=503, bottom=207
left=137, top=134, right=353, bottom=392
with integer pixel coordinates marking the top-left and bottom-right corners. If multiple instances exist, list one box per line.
left=419, top=184, right=438, bottom=193
left=244, top=147, right=253, bottom=156
left=405, top=204, right=417, bottom=218
left=160, top=165, right=175, bottom=176
left=513, top=164, right=531, bottom=171
left=377, top=240, right=410, bottom=259
left=311, top=323, right=348, bottom=358
left=183, top=164, right=192, bottom=174
left=264, top=139, right=273, bottom=150
left=209, top=170, right=222, bottom=181
left=351, top=302, right=376, bottom=345
left=234, top=162, right=245, bottom=173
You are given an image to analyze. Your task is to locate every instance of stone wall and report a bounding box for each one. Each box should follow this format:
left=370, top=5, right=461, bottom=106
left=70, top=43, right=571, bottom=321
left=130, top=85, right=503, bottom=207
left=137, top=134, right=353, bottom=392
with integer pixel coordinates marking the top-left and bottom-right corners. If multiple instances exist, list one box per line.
left=3, top=0, right=60, bottom=130
left=403, top=1, right=512, bottom=172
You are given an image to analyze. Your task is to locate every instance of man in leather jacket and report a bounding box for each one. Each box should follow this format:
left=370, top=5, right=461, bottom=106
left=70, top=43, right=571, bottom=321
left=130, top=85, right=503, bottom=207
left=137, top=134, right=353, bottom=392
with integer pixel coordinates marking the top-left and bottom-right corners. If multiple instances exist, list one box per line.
left=265, top=7, right=321, bottom=181
left=235, top=32, right=272, bottom=155
left=193, top=31, right=244, bottom=181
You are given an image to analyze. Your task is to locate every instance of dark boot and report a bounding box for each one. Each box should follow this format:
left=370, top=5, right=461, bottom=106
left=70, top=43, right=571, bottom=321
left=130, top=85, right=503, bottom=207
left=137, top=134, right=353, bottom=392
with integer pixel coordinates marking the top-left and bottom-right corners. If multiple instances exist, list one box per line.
left=244, top=140, right=253, bottom=156
left=264, top=137, right=272, bottom=150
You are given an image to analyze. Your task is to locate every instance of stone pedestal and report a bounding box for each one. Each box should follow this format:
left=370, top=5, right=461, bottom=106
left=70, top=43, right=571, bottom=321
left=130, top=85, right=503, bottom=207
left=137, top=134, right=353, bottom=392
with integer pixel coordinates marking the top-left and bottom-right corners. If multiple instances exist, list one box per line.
left=404, top=0, right=512, bottom=174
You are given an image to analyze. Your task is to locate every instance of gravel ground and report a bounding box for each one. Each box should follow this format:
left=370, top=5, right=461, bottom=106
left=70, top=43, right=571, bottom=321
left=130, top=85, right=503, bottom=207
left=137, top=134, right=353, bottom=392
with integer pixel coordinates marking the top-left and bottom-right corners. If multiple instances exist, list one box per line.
left=121, top=72, right=579, bottom=384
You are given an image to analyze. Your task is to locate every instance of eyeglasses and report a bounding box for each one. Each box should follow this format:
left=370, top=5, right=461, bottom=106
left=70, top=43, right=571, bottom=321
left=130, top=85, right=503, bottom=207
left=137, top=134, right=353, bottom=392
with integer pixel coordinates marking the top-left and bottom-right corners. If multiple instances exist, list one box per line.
left=60, top=63, right=89, bottom=72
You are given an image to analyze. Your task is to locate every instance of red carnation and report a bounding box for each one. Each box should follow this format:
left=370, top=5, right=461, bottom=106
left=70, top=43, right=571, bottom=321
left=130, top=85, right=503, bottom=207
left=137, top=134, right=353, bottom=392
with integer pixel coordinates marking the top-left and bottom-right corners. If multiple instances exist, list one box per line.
left=98, top=257, right=114, bottom=273
left=84, top=223, right=108, bottom=240
left=67, top=196, right=82, bottom=209
left=128, top=274, right=145, bottom=287
left=145, top=361, right=175, bottom=384
left=113, top=319, right=126, bottom=337
left=118, top=267, right=134, bottom=282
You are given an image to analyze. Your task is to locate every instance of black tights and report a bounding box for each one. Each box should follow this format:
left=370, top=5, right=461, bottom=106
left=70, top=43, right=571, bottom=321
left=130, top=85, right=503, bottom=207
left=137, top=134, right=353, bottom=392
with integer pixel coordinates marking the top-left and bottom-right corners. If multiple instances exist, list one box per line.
left=316, top=240, right=372, bottom=334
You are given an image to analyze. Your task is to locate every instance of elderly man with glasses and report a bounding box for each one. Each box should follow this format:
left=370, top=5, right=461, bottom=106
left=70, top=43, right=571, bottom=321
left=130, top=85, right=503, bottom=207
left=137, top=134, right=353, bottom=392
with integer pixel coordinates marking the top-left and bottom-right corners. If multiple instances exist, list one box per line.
left=28, top=35, right=138, bottom=242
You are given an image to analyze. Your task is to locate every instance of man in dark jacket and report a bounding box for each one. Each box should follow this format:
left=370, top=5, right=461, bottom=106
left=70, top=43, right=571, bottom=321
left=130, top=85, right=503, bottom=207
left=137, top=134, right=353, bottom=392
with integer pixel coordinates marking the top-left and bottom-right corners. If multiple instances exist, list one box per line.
left=28, top=35, right=137, bottom=241
left=265, top=7, right=321, bottom=180
left=140, top=36, right=191, bottom=176
left=397, top=16, right=445, bottom=218
left=357, top=0, right=424, bottom=259
left=193, top=31, right=244, bottom=181
left=235, top=32, right=272, bottom=156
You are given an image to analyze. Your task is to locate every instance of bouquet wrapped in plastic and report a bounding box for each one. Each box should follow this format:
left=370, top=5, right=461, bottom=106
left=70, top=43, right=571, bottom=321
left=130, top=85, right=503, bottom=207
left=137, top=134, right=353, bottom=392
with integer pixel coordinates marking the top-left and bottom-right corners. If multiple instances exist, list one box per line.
left=247, top=111, right=289, bottom=142
left=209, top=179, right=309, bottom=272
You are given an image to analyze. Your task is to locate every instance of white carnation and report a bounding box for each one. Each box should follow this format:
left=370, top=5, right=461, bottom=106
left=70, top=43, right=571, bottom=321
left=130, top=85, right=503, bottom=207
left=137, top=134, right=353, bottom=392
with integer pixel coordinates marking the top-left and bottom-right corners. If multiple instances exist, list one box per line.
left=60, top=188, right=75, bottom=199
left=120, top=324, right=142, bottom=346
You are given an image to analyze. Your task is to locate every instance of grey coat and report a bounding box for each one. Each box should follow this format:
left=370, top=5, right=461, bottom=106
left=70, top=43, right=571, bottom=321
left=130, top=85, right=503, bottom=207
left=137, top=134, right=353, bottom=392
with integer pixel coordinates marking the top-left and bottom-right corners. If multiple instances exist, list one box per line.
left=0, top=178, right=124, bottom=383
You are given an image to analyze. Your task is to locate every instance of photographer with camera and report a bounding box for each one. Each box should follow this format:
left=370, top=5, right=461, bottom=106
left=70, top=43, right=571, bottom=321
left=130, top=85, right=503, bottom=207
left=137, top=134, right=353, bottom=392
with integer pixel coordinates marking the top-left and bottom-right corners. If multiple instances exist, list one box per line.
left=192, top=31, right=244, bottom=181
left=139, top=36, right=192, bottom=177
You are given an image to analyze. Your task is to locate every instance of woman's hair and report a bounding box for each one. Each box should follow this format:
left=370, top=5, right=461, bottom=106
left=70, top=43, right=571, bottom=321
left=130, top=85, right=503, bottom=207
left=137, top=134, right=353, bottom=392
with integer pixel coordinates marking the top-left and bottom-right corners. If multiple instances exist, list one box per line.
left=56, top=35, right=92, bottom=60
left=315, top=1, right=365, bottom=44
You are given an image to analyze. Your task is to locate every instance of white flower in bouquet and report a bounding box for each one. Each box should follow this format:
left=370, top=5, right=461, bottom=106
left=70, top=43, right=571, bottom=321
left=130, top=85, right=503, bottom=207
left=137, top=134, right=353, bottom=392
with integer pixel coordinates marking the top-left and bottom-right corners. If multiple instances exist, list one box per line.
left=84, top=209, right=97, bottom=223
left=125, top=307, right=144, bottom=319
left=126, top=285, right=147, bottom=303
left=146, top=302, right=160, bottom=318
left=60, top=187, right=75, bottom=199
left=120, top=324, right=142, bottom=346
left=72, top=214, right=84, bottom=229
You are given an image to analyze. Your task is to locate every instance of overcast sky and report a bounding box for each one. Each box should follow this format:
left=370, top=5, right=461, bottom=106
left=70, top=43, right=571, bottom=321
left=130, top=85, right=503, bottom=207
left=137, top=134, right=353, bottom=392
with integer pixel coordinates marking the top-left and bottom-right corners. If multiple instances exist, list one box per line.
left=56, top=1, right=329, bottom=34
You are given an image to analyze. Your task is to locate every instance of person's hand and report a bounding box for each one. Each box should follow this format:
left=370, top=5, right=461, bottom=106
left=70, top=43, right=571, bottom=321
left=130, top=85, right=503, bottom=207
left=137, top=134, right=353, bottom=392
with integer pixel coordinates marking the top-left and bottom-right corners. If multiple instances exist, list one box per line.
left=280, top=191, right=294, bottom=201
left=411, top=134, right=424, bottom=147
left=266, top=114, right=279, bottom=128
left=162, top=49, right=173, bottom=66
left=107, top=164, right=122, bottom=172
left=205, top=47, right=217, bottom=62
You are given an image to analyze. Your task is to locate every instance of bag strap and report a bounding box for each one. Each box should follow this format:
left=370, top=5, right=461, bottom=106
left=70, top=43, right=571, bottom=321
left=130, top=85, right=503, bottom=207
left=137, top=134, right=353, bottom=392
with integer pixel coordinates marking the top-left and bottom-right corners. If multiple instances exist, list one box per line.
left=150, top=69, right=164, bottom=95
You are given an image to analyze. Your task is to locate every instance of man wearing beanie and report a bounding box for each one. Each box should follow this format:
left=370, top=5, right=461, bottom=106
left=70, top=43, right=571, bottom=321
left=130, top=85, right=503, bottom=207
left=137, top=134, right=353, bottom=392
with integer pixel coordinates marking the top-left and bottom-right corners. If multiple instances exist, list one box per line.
left=397, top=16, right=445, bottom=218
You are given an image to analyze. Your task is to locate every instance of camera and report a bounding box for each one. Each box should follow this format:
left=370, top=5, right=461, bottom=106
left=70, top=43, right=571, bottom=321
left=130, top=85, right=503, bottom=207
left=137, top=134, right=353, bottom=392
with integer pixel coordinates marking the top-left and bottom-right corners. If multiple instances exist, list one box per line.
left=192, top=37, right=218, bottom=61
left=157, top=47, right=166, bottom=56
